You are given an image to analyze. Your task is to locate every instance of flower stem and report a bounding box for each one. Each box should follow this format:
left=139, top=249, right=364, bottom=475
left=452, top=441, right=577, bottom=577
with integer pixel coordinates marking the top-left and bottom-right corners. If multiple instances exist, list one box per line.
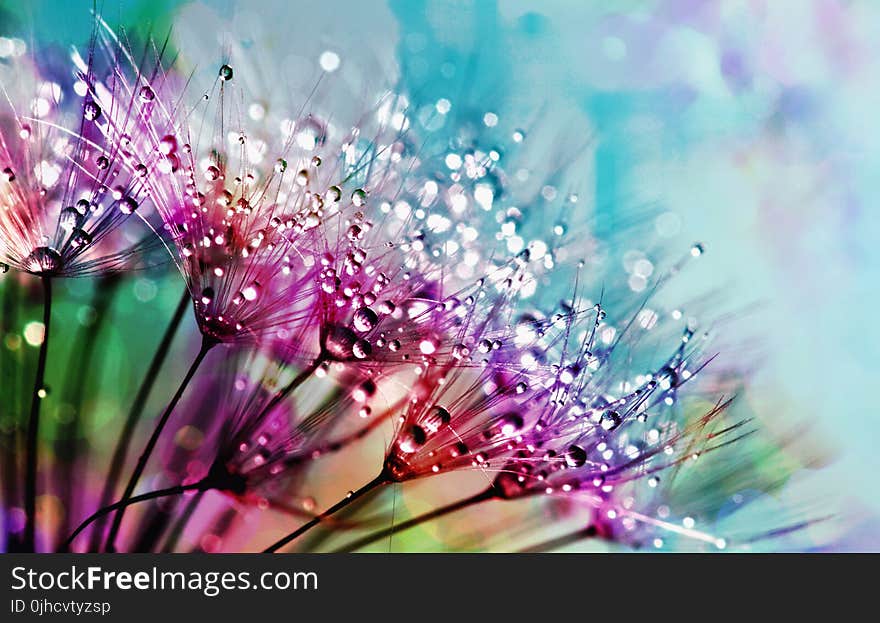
left=62, top=481, right=205, bottom=551
left=89, top=288, right=189, bottom=550
left=257, top=357, right=322, bottom=421
left=23, top=276, right=52, bottom=552
left=160, top=490, right=203, bottom=552
left=104, top=334, right=214, bottom=552
left=0, top=276, right=23, bottom=551
left=263, top=473, right=387, bottom=553
left=333, top=488, right=496, bottom=552
left=517, top=525, right=598, bottom=553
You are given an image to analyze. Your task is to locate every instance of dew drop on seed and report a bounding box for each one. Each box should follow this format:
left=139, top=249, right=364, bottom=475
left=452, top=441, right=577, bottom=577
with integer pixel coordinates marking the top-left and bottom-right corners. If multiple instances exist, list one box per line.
left=219, top=64, right=234, bottom=81
left=24, top=247, right=62, bottom=274
left=565, top=444, right=587, bottom=468
left=352, top=307, right=378, bottom=332
left=59, top=207, right=80, bottom=231
left=351, top=188, right=366, bottom=207
left=423, top=406, right=451, bottom=434
left=84, top=101, right=101, bottom=121
left=139, top=86, right=155, bottom=102
left=352, top=339, right=371, bottom=359
left=69, top=228, right=92, bottom=249
left=399, top=425, right=427, bottom=454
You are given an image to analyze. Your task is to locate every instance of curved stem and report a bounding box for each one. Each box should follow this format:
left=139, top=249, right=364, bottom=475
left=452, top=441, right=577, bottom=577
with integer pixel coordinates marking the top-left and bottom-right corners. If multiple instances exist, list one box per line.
left=160, top=490, right=203, bottom=552
left=89, top=288, right=189, bottom=550
left=104, top=334, right=214, bottom=551
left=257, top=358, right=322, bottom=421
left=24, top=276, right=51, bottom=552
left=518, top=525, right=598, bottom=553
left=1, top=277, right=23, bottom=551
left=62, top=481, right=204, bottom=551
left=263, top=473, right=387, bottom=553
left=334, top=488, right=496, bottom=553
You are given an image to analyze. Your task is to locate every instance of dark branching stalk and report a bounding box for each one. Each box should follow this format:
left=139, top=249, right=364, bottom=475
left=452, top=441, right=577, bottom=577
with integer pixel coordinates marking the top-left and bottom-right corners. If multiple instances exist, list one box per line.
left=89, top=288, right=189, bottom=551
left=104, top=334, right=215, bottom=551
left=1, top=277, right=23, bottom=551
left=160, top=490, right=203, bottom=552
left=333, top=488, right=496, bottom=552
left=263, top=473, right=387, bottom=553
left=517, top=525, right=599, bottom=553
left=24, top=276, right=51, bottom=552
left=63, top=481, right=206, bottom=551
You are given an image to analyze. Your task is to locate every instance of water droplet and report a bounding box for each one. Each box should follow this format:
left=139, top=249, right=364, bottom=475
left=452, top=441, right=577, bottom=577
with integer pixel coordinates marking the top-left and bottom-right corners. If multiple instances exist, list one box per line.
left=398, top=425, right=426, bottom=454
left=96, top=156, right=109, bottom=170
left=452, top=344, right=470, bottom=360
left=600, top=410, right=621, bottom=431
left=564, top=445, right=587, bottom=468
left=351, top=188, right=367, bottom=207
left=205, top=165, right=221, bottom=181
left=219, top=64, right=234, bottom=81
left=139, top=86, right=155, bottom=102
left=69, top=228, right=92, bottom=249
left=275, top=158, right=287, bottom=173
left=201, top=287, right=215, bottom=305
left=691, top=243, right=704, bottom=257
left=352, top=307, right=378, bottom=332
left=24, top=247, right=62, bottom=274
left=324, top=325, right=358, bottom=360
left=422, top=406, right=451, bottom=434
left=159, top=134, right=178, bottom=155
left=84, top=101, right=101, bottom=121
left=327, top=186, right=342, bottom=202
left=419, top=339, right=438, bottom=355
left=352, top=339, right=371, bottom=359
left=59, top=207, right=81, bottom=231
left=119, top=195, right=138, bottom=215
left=498, top=413, right=524, bottom=436
left=242, top=282, right=261, bottom=301
left=2, top=167, right=14, bottom=182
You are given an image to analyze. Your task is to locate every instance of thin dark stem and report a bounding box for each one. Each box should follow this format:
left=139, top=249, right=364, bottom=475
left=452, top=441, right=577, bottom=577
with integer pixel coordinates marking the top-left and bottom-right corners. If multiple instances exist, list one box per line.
left=24, top=276, right=51, bottom=552
left=1, top=277, right=23, bottom=551
left=62, top=482, right=204, bottom=551
left=104, top=334, right=214, bottom=552
left=517, top=526, right=598, bottom=553
left=89, top=288, right=189, bottom=550
left=263, top=473, right=387, bottom=553
left=160, top=490, right=203, bottom=552
left=334, top=488, right=496, bottom=553
left=257, top=357, right=322, bottom=421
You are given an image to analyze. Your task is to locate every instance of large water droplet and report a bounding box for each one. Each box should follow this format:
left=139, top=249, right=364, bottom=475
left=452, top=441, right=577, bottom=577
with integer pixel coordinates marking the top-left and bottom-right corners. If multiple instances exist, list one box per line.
left=84, top=101, right=101, bottom=121
left=24, top=247, right=62, bottom=274
left=398, top=425, right=426, bottom=454
left=352, top=307, right=378, bottom=333
left=69, top=228, right=92, bottom=249
left=422, top=406, right=450, bottom=434
left=351, top=188, right=366, bottom=207
left=59, top=207, right=81, bottom=232
left=564, top=445, right=587, bottom=468
left=219, top=64, right=234, bottom=81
